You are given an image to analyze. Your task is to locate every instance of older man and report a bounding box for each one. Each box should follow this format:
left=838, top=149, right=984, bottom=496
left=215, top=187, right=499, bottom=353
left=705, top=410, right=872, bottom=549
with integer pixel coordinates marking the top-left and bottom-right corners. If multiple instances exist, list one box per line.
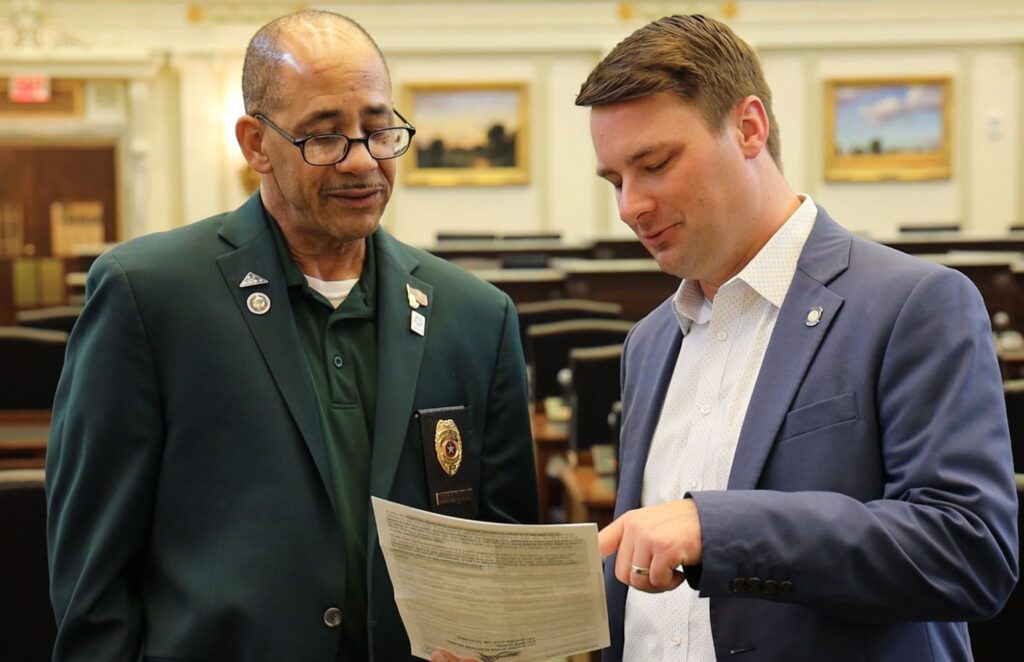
left=46, top=10, right=537, bottom=661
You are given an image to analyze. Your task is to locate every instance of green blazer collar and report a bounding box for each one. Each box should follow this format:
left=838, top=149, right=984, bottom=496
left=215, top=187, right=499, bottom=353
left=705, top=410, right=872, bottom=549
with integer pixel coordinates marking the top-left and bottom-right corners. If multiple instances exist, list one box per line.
left=370, top=228, right=433, bottom=499
left=216, top=193, right=436, bottom=511
left=214, top=193, right=335, bottom=512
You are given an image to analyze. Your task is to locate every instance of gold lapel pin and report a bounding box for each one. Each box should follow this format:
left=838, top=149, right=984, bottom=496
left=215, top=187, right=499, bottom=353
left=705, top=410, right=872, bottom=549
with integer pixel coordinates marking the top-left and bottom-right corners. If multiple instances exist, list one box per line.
left=246, top=292, right=271, bottom=315
left=406, top=283, right=428, bottom=309
left=805, top=306, right=823, bottom=327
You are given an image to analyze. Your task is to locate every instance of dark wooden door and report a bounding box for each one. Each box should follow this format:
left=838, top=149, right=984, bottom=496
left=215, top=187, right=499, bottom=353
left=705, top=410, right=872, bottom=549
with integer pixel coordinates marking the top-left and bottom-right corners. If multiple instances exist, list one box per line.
left=0, top=146, right=117, bottom=323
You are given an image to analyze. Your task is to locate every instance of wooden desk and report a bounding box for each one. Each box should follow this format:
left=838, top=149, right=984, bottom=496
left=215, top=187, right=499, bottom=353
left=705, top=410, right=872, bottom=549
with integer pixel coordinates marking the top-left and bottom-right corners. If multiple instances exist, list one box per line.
left=0, top=409, right=50, bottom=469
left=552, top=258, right=678, bottom=322
left=1000, top=350, right=1024, bottom=381
left=531, top=408, right=569, bottom=523
left=473, top=268, right=566, bottom=304
left=561, top=465, right=616, bottom=530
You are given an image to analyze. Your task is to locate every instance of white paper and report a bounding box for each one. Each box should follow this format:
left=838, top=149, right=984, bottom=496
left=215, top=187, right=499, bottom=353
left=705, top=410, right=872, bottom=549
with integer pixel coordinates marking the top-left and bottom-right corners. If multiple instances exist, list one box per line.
left=371, top=496, right=610, bottom=661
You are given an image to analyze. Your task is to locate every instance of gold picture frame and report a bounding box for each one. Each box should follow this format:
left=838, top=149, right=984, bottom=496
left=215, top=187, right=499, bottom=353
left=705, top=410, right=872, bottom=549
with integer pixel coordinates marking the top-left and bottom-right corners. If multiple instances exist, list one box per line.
left=824, top=77, right=952, bottom=182
left=402, top=82, right=529, bottom=186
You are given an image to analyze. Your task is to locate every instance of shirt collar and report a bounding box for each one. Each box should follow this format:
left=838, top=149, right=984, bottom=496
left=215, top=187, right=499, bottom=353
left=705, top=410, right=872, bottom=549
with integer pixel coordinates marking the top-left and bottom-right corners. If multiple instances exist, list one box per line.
left=671, top=194, right=818, bottom=333
left=263, top=202, right=377, bottom=314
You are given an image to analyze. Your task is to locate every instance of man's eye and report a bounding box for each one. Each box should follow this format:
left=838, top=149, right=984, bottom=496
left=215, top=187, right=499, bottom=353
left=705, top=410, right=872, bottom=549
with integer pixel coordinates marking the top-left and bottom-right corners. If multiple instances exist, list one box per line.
left=646, top=159, right=668, bottom=173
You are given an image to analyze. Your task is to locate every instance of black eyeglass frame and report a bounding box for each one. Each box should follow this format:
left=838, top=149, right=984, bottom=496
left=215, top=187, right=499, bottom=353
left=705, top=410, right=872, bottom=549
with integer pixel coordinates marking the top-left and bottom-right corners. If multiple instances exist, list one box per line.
left=253, top=110, right=417, bottom=166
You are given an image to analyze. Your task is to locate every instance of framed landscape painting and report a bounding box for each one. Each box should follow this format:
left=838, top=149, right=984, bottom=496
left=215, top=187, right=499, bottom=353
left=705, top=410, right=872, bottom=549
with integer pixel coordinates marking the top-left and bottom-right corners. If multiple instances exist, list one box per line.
left=402, top=82, right=529, bottom=186
left=824, top=77, right=952, bottom=181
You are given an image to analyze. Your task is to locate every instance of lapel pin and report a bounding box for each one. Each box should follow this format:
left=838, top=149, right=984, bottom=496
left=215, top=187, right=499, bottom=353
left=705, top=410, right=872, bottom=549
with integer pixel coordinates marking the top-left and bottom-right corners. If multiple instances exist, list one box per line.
left=247, top=292, right=271, bottom=315
left=411, top=310, right=426, bottom=336
left=805, top=306, right=823, bottom=327
left=406, top=283, right=428, bottom=309
left=239, top=272, right=269, bottom=288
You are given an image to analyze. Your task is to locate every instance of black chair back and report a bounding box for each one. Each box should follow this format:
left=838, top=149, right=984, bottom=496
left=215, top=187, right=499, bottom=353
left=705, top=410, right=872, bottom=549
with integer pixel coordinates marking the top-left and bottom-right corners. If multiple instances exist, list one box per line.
left=16, top=305, right=83, bottom=335
left=526, top=319, right=633, bottom=404
left=0, top=327, right=68, bottom=409
left=567, top=344, right=622, bottom=452
left=0, top=469, right=55, bottom=662
left=516, top=299, right=623, bottom=355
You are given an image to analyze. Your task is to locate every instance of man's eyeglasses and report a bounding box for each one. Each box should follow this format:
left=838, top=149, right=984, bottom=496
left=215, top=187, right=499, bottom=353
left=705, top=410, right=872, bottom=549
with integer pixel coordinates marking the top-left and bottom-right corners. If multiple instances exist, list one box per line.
left=253, top=110, right=416, bottom=166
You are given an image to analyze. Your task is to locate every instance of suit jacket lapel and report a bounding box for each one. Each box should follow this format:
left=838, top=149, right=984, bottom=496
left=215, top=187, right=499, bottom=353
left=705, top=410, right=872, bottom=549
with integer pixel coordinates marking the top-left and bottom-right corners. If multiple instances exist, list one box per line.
left=617, top=307, right=683, bottom=514
left=369, top=229, right=432, bottom=500
left=728, top=207, right=851, bottom=490
left=215, top=194, right=335, bottom=511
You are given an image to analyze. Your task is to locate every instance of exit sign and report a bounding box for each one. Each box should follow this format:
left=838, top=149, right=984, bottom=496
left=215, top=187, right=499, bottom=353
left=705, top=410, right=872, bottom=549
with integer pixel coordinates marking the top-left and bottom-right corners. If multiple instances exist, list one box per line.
left=9, top=75, right=52, bottom=103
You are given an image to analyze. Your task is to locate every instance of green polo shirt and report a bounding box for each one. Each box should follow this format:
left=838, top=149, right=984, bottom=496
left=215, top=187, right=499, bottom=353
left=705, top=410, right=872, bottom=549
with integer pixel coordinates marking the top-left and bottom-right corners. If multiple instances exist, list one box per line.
left=267, top=215, right=377, bottom=661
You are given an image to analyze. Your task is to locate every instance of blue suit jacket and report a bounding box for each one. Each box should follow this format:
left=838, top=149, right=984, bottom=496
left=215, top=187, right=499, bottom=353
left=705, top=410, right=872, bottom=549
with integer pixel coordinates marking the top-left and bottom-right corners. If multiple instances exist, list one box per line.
left=605, top=207, right=1019, bottom=661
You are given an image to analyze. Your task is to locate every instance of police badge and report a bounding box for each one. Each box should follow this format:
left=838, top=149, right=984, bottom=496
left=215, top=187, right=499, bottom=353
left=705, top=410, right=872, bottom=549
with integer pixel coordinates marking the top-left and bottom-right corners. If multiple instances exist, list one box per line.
left=417, top=406, right=477, bottom=517
left=434, top=419, right=463, bottom=477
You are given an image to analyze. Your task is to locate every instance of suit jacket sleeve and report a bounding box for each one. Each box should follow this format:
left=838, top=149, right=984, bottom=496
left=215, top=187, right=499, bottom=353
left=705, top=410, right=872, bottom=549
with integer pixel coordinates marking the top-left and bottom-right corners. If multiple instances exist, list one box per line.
left=690, top=267, right=1019, bottom=622
left=46, top=252, right=164, bottom=660
left=478, top=294, right=539, bottom=524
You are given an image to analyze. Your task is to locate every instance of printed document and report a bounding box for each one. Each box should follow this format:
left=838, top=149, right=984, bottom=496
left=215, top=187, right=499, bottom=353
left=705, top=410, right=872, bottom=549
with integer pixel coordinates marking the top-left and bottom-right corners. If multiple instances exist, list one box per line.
left=371, top=497, right=610, bottom=661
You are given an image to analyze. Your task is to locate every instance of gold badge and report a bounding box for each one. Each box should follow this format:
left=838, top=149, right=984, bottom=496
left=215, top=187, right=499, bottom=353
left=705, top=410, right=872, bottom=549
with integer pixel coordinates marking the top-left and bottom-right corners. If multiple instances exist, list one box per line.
left=246, top=292, right=271, bottom=315
left=434, top=419, right=463, bottom=477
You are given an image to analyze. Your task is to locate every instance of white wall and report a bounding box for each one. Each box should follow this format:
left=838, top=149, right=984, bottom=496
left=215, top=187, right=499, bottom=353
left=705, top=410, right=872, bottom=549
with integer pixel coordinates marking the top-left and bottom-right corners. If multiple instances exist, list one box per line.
left=2, top=0, right=1023, bottom=244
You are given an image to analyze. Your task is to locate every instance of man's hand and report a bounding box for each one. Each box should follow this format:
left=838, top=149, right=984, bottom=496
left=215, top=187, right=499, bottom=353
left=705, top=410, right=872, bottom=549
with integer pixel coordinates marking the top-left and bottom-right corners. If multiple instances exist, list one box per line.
left=598, top=499, right=703, bottom=593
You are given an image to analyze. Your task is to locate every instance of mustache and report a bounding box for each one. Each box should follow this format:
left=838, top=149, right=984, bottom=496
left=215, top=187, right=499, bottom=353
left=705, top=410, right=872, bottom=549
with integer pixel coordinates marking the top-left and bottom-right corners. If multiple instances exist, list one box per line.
left=322, top=179, right=387, bottom=193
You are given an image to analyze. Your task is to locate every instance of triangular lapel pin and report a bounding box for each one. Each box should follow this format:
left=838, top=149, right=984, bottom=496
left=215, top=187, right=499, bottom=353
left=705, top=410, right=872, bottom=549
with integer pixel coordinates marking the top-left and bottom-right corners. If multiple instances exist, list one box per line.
left=240, top=272, right=269, bottom=288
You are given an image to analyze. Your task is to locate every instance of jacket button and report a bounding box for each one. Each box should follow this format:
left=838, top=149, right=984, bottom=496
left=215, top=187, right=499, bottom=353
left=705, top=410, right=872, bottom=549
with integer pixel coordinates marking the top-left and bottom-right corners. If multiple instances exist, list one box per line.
left=729, top=577, right=747, bottom=593
left=779, top=581, right=795, bottom=595
left=323, top=607, right=342, bottom=628
left=746, top=577, right=761, bottom=593
left=762, top=579, right=778, bottom=595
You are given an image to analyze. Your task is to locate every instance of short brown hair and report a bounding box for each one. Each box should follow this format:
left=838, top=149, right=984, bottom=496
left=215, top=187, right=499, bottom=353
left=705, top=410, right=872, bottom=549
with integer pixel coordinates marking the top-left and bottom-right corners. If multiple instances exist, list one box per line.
left=576, top=14, right=781, bottom=167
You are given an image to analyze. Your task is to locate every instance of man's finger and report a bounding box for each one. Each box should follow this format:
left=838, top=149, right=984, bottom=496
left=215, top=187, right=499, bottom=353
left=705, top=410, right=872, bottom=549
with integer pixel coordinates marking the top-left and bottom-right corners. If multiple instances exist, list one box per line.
left=598, top=516, right=625, bottom=557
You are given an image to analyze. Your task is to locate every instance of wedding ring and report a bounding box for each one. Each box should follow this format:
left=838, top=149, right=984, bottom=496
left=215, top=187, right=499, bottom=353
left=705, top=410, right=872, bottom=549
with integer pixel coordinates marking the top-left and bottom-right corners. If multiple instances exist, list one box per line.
left=631, top=564, right=650, bottom=576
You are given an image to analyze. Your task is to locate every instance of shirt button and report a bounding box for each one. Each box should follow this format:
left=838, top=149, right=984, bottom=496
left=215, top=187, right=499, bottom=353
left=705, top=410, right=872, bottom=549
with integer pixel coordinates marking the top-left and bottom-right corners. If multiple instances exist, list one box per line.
left=687, top=479, right=698, bottom=490
left=716, top=331, right=728, bottom=341
left=323, top=607, right=342, bottom=628
left=700, top=404, right=711, bottom=415
left=333, top=355, right=343, bottom=368
left=671, top=634, right=682, bottom=646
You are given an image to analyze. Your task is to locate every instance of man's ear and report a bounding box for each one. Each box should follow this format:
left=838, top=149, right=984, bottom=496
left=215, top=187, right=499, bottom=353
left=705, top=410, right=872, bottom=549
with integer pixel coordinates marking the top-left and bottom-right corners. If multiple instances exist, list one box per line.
left=236, top=115, right=273, bottom=174
left=734, top=95, right=770, bottom=160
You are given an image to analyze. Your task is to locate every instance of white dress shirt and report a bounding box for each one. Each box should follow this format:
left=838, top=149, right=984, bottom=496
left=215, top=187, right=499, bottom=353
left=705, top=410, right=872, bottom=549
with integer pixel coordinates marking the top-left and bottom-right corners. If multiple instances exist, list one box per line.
left=623, top=195, right=818, bottom=661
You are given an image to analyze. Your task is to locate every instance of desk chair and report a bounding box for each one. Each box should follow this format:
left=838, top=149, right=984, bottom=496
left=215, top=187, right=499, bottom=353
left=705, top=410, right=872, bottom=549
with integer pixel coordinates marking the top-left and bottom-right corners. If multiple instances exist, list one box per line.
left=16, top=305, right=83, bottom=335
left=526, top=319, right=633, bottom=404
left=567, top=344, right=622, bottom=454
left=0, top=327, right=68, bottom=409
left=516, top=299, right=623, bottom=355
left=0, top=469, right=55, bottom=662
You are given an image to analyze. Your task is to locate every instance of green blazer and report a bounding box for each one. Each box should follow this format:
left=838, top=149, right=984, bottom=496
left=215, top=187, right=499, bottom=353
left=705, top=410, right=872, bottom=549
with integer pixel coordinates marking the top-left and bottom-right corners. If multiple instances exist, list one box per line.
left=46, top=193, right=538, bottom=661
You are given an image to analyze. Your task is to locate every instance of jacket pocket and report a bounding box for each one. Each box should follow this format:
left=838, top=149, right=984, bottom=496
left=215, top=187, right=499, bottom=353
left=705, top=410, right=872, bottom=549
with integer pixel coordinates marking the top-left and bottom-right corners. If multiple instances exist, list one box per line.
left=777, top=392, right=858, bottom=441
